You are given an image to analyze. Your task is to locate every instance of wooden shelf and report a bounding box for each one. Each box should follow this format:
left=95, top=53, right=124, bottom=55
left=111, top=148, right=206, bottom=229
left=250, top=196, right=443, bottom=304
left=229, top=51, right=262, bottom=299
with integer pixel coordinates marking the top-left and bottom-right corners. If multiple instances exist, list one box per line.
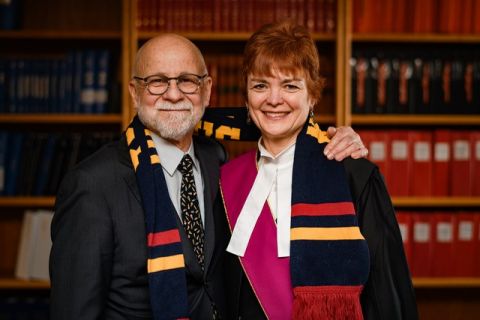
left=393, top=197, right=480, bottom=207
left=0, top=30, right=121, bottom=40
left=2, top=277, right=479, bottom=290
left=351, top=115, right=480, bottom=126
left=0, top=197, right=55, bottom=207
left=352, top=33, right=480, bottom=43
left=0, top=114, right=123, bottom=124
left=413, top=278, right=480, bottom=288
left=0, top=278, right=49, bottom=289
left=138, top=31, right=336, bottom=42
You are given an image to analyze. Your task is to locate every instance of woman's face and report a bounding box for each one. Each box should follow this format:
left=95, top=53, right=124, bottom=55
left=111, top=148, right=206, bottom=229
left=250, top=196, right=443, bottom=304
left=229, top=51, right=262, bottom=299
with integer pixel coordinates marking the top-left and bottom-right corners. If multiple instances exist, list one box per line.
left=247, top=68, right=313, bottom=154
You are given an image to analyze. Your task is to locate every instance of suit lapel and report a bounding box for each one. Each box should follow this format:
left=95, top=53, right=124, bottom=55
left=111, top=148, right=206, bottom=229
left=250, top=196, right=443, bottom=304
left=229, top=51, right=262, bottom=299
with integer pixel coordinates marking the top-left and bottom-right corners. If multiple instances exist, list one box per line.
left=194, top=139, right=218, bottom=274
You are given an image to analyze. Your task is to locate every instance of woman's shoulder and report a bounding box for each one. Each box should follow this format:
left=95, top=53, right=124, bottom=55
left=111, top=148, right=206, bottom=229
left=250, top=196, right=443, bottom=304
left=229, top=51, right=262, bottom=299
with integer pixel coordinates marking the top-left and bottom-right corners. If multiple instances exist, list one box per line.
left=221, top=148, right=257, bottom=173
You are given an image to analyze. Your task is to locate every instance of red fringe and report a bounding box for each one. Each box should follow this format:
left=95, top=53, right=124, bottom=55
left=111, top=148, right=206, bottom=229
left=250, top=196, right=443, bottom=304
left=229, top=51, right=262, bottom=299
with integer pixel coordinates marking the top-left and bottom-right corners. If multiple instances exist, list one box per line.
left=292, top=286, right=363, bottom=320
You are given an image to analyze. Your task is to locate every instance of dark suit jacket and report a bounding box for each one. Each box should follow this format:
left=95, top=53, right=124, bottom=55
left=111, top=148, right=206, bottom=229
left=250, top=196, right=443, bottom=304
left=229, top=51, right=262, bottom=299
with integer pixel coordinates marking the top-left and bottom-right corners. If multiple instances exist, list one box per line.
left=50, top=135, right=229, bottom=320
left=222, top=158, right=419, bottom=320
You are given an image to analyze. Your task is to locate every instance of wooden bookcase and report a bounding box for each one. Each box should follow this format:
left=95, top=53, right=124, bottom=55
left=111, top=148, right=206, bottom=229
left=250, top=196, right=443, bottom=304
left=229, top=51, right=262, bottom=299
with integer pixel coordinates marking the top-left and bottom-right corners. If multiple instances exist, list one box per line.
left=1, top=0, right=480, bottom=318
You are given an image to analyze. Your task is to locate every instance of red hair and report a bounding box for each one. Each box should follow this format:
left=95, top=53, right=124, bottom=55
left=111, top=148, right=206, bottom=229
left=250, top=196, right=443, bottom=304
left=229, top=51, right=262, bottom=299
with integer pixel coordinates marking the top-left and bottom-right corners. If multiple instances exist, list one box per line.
left=242, top=20, right=325, bottom=104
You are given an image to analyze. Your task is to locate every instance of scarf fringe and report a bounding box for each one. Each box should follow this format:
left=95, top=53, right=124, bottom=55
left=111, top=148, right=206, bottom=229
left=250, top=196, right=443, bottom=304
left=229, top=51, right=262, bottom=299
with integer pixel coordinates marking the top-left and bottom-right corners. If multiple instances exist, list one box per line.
left=292, top=286, right=363, bottom=320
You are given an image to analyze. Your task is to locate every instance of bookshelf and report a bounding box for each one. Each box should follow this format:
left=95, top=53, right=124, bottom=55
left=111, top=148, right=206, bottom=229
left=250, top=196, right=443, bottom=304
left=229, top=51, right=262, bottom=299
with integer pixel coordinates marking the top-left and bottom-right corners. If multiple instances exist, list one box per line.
left=346, top=1, right=480, bottom=318
left=0, top=0, right=128, bottom=306
left=1, top=0, right=480, bottom=318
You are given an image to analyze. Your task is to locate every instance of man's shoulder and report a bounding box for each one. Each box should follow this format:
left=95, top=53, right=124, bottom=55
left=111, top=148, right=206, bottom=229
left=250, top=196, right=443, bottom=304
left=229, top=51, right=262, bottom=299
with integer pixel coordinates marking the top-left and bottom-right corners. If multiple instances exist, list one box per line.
left=194, top=135, right=228, bottom=164
left=65, top=138, right=129, bottom=183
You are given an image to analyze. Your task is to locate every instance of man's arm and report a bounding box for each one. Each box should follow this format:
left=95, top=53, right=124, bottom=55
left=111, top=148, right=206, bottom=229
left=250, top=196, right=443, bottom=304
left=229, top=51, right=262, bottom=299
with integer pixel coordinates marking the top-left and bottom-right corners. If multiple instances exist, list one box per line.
left=50, top=169, right=113, bottom=319
left=324, top=126, right=368, bottom=161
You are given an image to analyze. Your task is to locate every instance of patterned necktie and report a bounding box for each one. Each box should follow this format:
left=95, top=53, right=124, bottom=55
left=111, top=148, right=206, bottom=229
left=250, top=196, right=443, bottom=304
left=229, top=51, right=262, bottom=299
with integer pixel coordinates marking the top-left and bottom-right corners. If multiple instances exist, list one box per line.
left=178, top=154, right=205, bottom=269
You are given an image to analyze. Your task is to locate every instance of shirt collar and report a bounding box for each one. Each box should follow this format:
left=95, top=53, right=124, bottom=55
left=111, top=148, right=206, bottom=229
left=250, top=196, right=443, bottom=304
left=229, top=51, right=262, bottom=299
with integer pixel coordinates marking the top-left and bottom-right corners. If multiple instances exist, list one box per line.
left=150, top=133, right=198, bottom=176
left=257, top=137, right=296, bottom=165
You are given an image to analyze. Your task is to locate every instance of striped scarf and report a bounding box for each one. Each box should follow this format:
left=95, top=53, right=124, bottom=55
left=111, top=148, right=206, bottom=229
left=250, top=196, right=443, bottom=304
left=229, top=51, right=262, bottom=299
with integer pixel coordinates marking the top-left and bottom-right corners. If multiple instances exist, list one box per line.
left=289, top=119, right=370, bottom=319
left=126, top=116, right=189, bottom=320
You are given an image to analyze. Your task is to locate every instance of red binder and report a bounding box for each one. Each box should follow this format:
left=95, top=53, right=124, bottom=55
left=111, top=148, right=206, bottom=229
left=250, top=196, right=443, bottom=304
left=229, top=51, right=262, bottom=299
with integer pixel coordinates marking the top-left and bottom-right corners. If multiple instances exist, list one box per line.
left=432, top=130, right=451, bottom=196
left=396, top=211, right=413, bottom=271
left=454, top=212, right=478, bottom=277
left=431, top=212, right=456, bottom=277
left=451, top=132, right=472, bottom=196
left=475, top=212, right=480, bottom=277
left=411, top=212, right=433, bottom=277
left=471, top=131, right=480, bottom=196
left=359, top=130, right=390, bottom=187
left=409, top=131, right=433, bottom=196
left=388, top=131, right=411, bottom=196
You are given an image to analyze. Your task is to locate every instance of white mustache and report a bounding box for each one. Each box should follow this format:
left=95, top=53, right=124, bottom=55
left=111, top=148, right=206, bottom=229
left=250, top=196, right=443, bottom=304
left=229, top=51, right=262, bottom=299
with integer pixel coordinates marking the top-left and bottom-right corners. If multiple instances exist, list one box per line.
left=154, top=101, right=193, bottom=111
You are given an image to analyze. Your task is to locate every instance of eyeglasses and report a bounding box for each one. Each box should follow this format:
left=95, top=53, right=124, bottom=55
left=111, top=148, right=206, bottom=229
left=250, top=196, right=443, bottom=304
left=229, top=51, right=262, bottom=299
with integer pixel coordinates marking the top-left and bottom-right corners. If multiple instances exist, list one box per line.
left=133, top=73, right=208, bottom=95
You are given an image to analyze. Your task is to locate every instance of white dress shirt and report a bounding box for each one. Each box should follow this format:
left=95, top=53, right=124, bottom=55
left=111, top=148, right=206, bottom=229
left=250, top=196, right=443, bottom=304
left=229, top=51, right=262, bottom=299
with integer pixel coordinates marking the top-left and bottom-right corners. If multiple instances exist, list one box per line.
left=150, top=133, right=205, bottom=226
left=227, top=139, right=295, bottom=257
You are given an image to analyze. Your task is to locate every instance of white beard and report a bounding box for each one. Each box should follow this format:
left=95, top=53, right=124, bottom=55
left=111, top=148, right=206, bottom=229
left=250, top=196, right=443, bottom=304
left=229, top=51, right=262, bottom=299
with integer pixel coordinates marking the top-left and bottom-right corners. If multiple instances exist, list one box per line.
left=137, top=100, right=205, bottom=141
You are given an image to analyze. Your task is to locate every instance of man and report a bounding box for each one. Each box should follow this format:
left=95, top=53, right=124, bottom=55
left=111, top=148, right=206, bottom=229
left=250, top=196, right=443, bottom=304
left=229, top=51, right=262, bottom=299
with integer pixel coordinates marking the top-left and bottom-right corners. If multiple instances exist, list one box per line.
left=49, top=34, right=368, bottom=319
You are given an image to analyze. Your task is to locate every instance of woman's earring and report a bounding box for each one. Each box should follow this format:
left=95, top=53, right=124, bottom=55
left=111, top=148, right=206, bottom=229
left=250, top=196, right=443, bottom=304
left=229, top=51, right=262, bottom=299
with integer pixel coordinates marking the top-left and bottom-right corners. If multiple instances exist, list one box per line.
left=309, top=109, right=315, bottom=121
left=246, top=107, right=251, bottom=124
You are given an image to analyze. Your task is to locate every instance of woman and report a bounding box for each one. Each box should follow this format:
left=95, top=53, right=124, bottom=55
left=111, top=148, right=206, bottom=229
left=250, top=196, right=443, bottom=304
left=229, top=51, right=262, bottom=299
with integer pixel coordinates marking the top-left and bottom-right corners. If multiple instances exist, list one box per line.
left=220, top=21, right=418, bottom=319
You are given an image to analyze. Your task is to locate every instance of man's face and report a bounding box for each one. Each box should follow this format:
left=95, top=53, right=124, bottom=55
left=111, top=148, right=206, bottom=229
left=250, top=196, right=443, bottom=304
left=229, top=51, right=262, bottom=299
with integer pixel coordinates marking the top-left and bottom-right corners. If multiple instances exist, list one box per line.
left=130, top=40, right=212, bottom=143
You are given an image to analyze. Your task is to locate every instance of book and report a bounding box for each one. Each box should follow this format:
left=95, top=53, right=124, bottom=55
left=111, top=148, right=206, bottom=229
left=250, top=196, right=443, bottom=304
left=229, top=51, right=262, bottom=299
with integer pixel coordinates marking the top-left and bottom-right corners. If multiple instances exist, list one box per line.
left=0, top=131, right=7, bottom=194
left=411, top=212, right=433, bottom=277
left=454, top=212, right=478, bottom=277
left=409, top=131, right=433, bottom=196
left=0, top=0, right=21, bottom=30
left=388, top=131, right=410, bottom=196
left=471, top=131, right=480, bottom=196
left=29, top=210, right=54, bottom=280
left=451, top=132, right=472, bottom=196
left=432, top=130, right=451, bottom=196
left=15, top=210, right=54, bottom=281
left=431, top=212, right=456, bottom=277
left=15, top=211, right=40, bottom=280
left=94, top=50, right=110, bottom=114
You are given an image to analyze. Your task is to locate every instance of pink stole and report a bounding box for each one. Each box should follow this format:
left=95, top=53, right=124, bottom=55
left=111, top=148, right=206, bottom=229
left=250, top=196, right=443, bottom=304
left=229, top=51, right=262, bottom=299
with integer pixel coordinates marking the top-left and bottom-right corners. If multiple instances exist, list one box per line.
left=220, top=150, right=293, bottom=319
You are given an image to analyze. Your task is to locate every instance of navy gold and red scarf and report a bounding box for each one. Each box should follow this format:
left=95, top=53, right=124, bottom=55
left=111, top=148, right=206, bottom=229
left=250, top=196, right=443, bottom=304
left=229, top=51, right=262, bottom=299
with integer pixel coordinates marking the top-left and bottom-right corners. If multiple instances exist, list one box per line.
left=220, top=118, right=370, bottom=319
left=126, top=116, right=189, bottom=320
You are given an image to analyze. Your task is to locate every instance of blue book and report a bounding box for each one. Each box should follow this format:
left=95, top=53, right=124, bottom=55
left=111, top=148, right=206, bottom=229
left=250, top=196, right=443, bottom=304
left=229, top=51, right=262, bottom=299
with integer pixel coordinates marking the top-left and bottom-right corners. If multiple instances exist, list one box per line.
left=49, top=59, right=60, bottom=113
left=4, top=132, right=24, bottom=195
left=71, top=50, right=83, bottom=113
left=33, top=134, right=57, bottom=195
left=0, top=131, right=7, bottom=195
left=94, top=50, right=110, bottom=114
left=0, top=0, right=21, bottom=30
left=80, top=50, right=96, bottom=114
left=7, top=59, right=18, bottom=113
left=0, top=59, right=6, bottom=113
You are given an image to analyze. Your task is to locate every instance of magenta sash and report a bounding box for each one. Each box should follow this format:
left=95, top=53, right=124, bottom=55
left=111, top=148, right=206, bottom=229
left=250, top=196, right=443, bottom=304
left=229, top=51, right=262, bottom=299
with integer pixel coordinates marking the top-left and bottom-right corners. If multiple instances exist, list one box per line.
left=220, top=150, right=293, bottom=319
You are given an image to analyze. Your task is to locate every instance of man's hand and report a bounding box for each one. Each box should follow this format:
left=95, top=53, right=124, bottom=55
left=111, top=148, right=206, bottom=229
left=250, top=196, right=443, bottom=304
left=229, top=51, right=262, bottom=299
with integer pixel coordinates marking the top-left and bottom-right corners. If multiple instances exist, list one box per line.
left=324, top=126, right=368, bottom=161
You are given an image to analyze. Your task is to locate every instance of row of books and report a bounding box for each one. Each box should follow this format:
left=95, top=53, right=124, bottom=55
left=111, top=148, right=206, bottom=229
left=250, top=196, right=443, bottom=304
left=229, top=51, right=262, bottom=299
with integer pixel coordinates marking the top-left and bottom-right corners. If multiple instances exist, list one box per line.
left=136, top=0, right=336, bottom=33
left=397, top=210, right=480, bottom=277
left=0, top=131, right=118, bottom=196
left=360, top=129, right=480, bottom=197
left=354, top=0, right=480, bottom=34
left=0, top=49, right=117, bottom=114
left=351, top=53, right=480, bottom=115
left=15, top=210, right=54, bottom=282
left=0, top=0, right=20, bottom=30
